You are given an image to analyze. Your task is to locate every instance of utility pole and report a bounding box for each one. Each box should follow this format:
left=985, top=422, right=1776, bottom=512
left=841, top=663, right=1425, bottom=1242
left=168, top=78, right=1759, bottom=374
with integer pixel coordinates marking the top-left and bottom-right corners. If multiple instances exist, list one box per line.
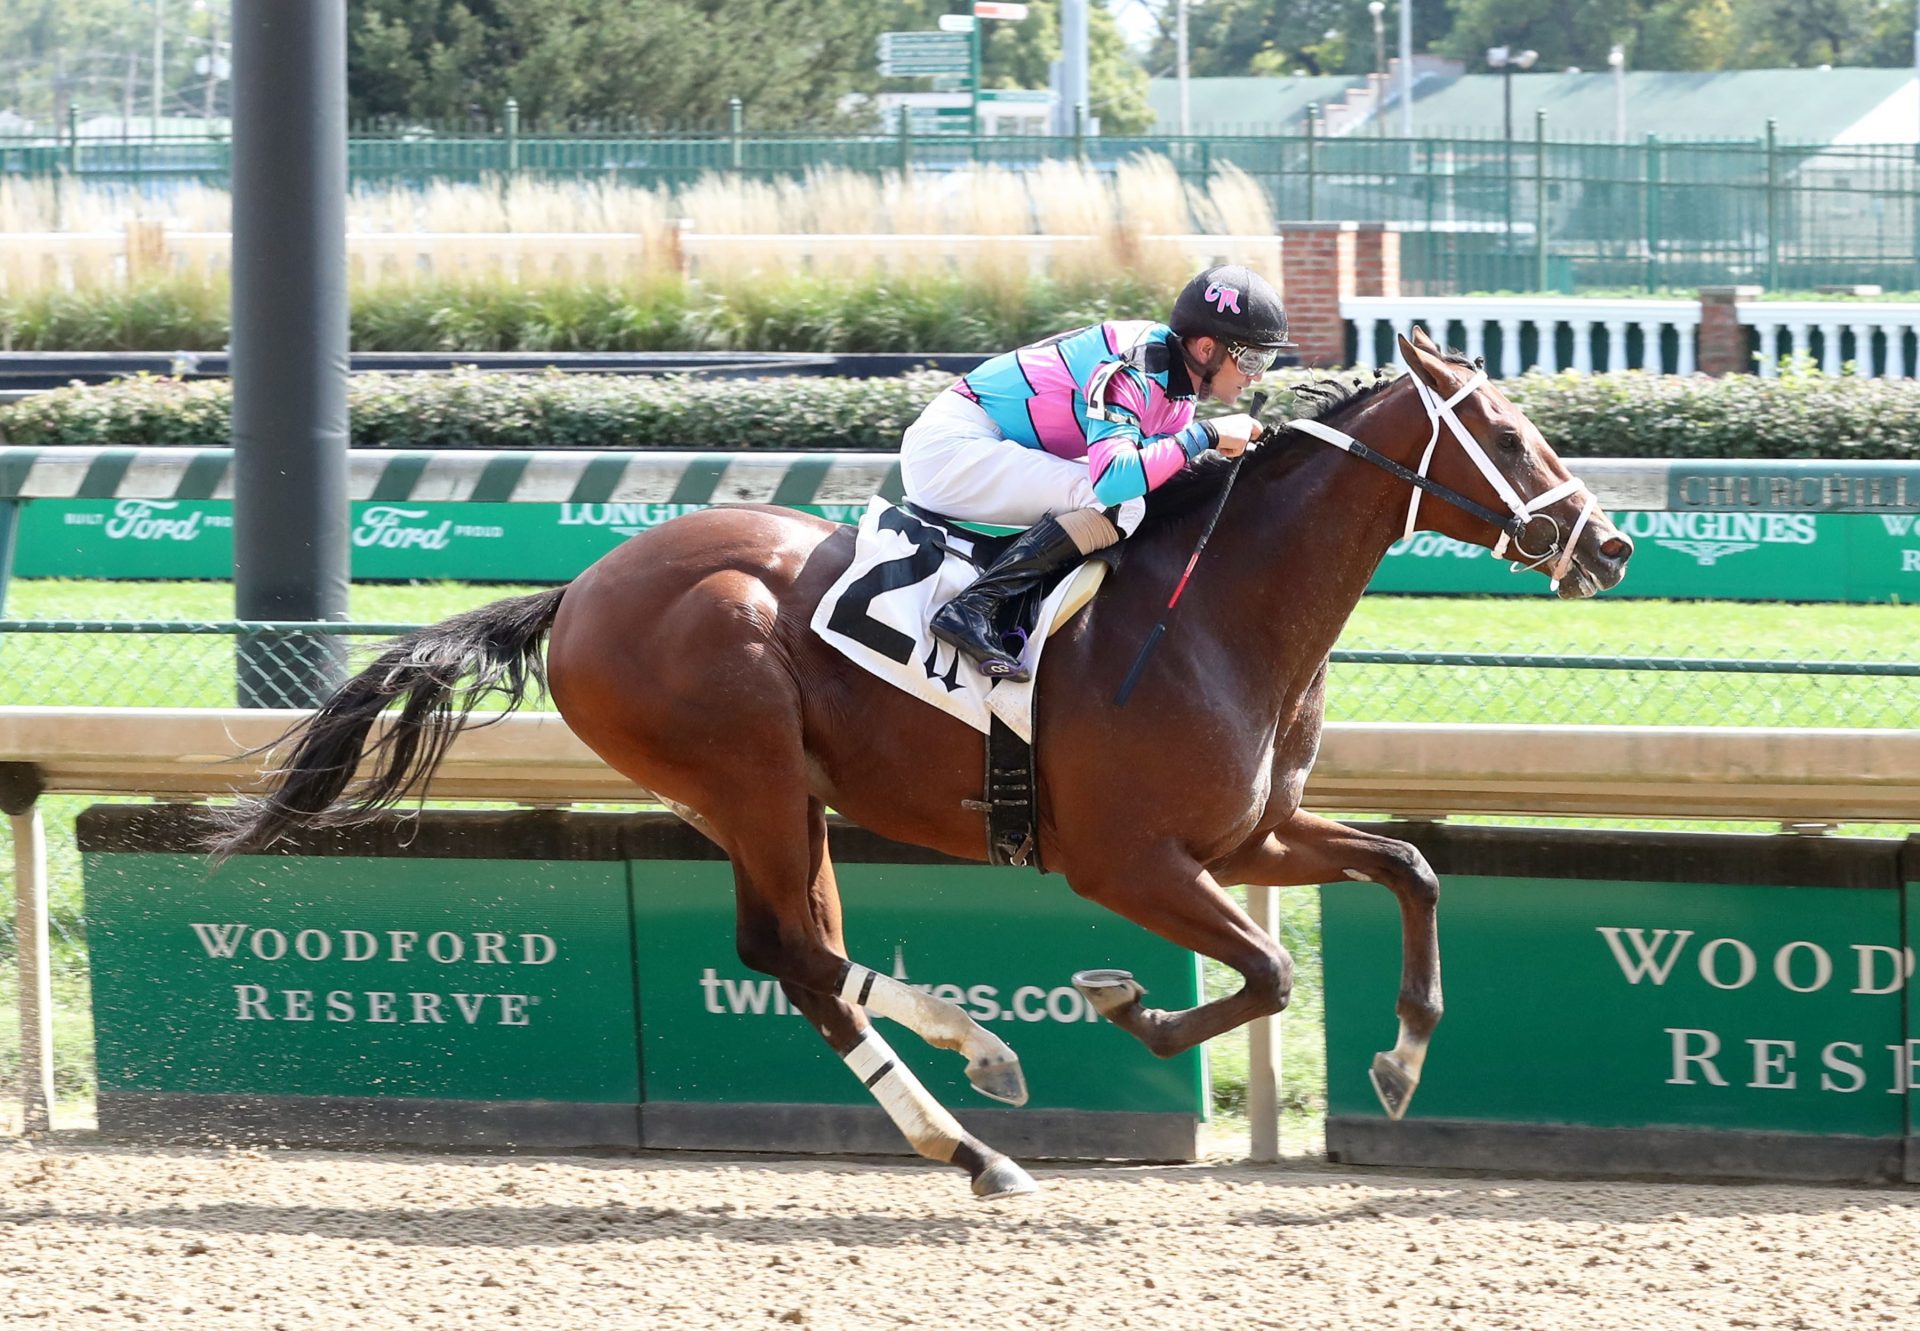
left=1399, top=0, right=1413, bottom=135
left=1177, top=0, right=1190, bottom=136
left=152, top=0, right=166, bottom=136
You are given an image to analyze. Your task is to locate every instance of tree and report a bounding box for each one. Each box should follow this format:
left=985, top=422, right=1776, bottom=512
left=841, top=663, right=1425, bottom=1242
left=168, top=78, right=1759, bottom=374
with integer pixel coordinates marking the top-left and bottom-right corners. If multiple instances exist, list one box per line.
left=1442, top=0, right=1642, bottom=71
left=348, top=1, right=508, bottom=124
left=1, top=0, right=230, bottom=126
left=1726, top=0, right=1895, bottom=68
left=1142, top=1, right=1461, bottom=80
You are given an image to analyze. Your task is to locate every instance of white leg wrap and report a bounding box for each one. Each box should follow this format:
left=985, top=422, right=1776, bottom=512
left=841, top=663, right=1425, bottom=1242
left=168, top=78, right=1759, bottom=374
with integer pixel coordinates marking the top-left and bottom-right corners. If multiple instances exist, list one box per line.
left=843, top=1028, right=964, bottom=1163
left=839, top=964, right=997, bottom=1059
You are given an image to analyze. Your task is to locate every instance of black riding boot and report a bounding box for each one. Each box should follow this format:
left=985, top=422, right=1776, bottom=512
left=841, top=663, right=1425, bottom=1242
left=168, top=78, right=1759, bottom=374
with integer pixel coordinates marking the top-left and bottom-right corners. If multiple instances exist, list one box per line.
left=930, top=514, right=1087, bottom=683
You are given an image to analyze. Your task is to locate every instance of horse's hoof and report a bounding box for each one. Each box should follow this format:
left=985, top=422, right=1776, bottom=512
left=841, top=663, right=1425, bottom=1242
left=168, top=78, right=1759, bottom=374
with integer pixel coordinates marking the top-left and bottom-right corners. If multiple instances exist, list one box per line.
left=971, top=1156, right=1039, bottom=1201
left=1369, top=1052, right=1418, bottom=1121
left=1072, top=968, right=1145, bottom=1018
left=967, top=1056, right=1029, bottom=1107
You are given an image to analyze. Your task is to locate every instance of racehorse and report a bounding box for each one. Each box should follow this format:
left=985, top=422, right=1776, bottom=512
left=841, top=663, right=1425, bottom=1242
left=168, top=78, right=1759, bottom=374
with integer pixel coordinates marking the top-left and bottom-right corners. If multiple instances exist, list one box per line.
left=210, top=329, right=1632, bottom=1198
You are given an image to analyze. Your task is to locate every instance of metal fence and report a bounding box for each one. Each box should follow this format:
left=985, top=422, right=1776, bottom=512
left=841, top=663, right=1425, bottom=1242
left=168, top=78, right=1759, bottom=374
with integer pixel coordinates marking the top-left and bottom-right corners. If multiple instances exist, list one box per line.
left=2, top=619, right=1917, bottom=724
left=7, top=121, right=1919, bottom=294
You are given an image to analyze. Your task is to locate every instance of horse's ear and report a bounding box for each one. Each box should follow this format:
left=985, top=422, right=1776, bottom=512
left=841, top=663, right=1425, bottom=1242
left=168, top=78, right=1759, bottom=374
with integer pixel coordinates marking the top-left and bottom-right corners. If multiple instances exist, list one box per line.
left=1408, top=323, right=1443, bottom=354
left=1396, top=330, right=1457, bottom=393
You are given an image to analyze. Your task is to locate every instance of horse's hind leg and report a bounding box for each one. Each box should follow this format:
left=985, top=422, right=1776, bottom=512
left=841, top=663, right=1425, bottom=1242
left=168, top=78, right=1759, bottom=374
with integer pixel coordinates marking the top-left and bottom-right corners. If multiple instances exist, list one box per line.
left=1213, top=810, right=1442, bottom=1122
left=733, top=796, right=1035, bottom=1199
left=1065, top=846, right=1294, bottom=1058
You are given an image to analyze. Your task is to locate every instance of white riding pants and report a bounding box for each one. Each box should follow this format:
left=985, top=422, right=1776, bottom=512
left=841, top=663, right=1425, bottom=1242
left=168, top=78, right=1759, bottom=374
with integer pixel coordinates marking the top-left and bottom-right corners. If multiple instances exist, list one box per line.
left=899, top=391, right=1144, bottom=534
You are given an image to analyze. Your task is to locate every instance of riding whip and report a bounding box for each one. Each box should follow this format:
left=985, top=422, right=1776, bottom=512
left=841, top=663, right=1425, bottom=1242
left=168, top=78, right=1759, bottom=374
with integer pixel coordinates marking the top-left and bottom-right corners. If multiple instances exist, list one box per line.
left=1113, top=390, right=1268, bottom=707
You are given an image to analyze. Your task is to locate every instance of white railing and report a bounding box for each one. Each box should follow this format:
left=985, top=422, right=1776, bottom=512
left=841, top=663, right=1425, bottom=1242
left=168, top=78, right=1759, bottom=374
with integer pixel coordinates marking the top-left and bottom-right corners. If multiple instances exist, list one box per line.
left=679, top=232, right=1281, bottom=279
left=1343, top=296, right=1701, bottom=377
left=7, top=706, right=1917, bottom=1136
left=0, top=229, right=661, bottom=287
left=0, top=226, right=1281, bottom=288
left=1736, top=300, right=1920, bottom=379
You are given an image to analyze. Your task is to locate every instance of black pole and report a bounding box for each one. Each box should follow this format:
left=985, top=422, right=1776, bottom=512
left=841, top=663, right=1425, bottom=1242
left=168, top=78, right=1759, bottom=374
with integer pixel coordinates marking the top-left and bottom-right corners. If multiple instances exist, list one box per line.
left=230, top=0, right=350, bottom=707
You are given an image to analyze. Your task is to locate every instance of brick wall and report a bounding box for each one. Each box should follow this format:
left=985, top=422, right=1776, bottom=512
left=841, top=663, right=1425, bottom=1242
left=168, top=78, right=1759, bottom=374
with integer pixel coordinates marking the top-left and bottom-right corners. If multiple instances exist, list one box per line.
left=1697, top=285, right=1761, bottom=377
left=1277, top=223, right=1401, bottom=366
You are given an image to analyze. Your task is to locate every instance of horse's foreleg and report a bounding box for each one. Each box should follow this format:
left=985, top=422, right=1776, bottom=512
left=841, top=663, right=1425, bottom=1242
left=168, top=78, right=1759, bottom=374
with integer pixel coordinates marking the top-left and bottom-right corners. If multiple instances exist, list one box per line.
left=1216, top=810, right=1441, bottom=1121
left=1065, top=849, right=1292, bottom=1058
left=733, top=798, right=1034, bottom=1200
left=832, top=962, right=1027, bottom=1107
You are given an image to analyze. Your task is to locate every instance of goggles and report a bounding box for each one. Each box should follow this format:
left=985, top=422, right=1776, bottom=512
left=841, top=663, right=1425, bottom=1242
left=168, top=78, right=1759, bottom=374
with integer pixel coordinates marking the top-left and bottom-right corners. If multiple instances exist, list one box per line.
left=1225, top=341, right=1281, bottom=376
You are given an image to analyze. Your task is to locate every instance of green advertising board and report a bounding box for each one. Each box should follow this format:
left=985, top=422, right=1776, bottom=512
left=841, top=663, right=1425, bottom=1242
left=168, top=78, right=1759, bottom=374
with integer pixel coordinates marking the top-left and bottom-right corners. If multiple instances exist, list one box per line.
left=18, top=498, right=1920, bottom=601
left=79, top=806, right=1205, bottom=1159
left=629, top=860, right=1203, bottom=1113
left=1322, top=824, right=1915, bottom=1182
left=13, top=499, right=873, bottom=582
left=1371, top=511, right=1920, bottom=601
left=83, top=808, right=643, bottom=1147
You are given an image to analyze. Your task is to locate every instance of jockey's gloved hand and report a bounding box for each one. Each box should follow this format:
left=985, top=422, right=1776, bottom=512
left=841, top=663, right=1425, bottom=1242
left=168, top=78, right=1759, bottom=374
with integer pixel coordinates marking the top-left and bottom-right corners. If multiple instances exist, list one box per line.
left=1208, top=413, right=1265, bottom=458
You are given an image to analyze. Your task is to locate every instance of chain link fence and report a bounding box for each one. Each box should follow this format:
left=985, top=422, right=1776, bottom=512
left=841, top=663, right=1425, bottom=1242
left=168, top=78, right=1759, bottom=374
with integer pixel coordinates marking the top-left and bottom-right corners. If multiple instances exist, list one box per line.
left=1, top=618, right=1915, bottom=725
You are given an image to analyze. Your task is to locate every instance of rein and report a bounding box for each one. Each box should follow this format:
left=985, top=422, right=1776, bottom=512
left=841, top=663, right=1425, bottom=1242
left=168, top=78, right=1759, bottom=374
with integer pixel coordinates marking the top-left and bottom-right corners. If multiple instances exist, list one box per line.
left=1113, top=391, right=1268, bottom=707
left=1288, top=366, right=1597, bottom=591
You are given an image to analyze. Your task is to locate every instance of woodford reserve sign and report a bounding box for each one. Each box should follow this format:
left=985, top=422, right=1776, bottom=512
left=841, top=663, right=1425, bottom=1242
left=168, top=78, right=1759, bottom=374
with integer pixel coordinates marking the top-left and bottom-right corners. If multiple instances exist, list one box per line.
left=1323, top=823, right=1919, bottom=1184
left=79, top=806, right=1204, bottom=1159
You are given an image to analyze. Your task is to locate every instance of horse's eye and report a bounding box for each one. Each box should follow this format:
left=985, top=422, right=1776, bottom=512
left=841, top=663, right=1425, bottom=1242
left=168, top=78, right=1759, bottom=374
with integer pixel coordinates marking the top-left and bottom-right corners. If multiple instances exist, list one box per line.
left=1497, top=431, right=1523, bottom=453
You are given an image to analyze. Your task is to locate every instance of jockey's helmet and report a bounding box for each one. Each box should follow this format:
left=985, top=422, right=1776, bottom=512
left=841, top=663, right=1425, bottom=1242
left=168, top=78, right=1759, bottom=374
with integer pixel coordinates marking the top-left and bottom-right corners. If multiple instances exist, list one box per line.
left=1169, top=264, right=1295, bottom=355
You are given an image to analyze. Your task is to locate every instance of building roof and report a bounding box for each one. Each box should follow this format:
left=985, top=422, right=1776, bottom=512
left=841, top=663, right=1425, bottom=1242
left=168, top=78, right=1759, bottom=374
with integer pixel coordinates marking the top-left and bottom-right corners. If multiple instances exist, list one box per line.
left=1144, top=76, right=1364, bottom=134
left=1150, top=68, right=1920, bottom=144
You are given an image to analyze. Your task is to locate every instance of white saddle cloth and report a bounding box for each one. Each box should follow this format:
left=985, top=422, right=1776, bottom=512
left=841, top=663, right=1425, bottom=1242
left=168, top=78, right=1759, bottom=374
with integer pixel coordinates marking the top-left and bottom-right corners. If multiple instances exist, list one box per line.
left=809, top=498, right=1105, bottom=743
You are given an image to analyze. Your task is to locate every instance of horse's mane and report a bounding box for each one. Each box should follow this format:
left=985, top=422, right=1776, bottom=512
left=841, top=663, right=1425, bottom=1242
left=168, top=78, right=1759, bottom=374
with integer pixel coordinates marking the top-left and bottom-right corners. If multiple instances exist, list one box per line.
left=1138, top=352, right=1475, bottom=530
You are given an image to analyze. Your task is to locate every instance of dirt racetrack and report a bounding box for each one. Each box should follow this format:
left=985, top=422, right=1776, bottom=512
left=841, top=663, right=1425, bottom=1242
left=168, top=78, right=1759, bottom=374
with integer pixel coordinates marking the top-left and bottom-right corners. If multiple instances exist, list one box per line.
left=1, top=1137, right=1915, bottom=1330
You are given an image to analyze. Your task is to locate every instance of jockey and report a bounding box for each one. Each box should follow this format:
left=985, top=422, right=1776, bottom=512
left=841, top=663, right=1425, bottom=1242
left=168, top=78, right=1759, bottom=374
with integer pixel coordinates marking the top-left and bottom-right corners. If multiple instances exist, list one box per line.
left=901, top=262, right=1293, bottom=682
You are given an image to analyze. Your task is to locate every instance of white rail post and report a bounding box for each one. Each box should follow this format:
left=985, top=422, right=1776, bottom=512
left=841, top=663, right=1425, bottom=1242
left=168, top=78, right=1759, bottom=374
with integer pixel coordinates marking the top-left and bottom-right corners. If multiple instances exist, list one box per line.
left=1850, top=321, right=1876, bottom=377
left=1246, top=883, right=1282, bottom=1163
left=9, top=790, right=54, bottom=1134
left=1498, top=317, right=1523, bottom=378
left=1820, top=320, right=1843, bottom=376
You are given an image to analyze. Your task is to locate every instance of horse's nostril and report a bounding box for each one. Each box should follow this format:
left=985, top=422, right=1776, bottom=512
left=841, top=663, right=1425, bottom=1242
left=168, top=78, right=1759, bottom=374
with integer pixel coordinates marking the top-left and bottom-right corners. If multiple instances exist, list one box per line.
left=1599, top=534, right=1633, bottom=562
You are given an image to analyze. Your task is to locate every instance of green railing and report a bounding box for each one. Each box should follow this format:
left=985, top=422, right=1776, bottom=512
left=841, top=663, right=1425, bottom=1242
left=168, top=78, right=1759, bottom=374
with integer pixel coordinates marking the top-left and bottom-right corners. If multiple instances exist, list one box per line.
left=9, top=119, right=1920, bottom=293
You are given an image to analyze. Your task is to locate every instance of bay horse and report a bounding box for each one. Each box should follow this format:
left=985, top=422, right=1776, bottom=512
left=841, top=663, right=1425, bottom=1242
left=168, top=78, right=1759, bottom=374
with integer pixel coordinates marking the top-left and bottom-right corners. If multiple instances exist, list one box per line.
left=211, top=328, right=1632, bottom=1198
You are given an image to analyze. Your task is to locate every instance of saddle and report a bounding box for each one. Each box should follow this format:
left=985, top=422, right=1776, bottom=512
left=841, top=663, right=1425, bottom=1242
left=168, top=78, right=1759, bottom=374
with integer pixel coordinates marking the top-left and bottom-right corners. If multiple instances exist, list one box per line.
left=810, top=499, right=1120, bottom=872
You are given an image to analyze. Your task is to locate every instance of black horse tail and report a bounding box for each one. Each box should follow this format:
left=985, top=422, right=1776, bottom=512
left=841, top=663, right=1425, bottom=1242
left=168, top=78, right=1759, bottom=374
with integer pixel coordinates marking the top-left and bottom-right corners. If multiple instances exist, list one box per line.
left=205, top=586, right=568, bottom=862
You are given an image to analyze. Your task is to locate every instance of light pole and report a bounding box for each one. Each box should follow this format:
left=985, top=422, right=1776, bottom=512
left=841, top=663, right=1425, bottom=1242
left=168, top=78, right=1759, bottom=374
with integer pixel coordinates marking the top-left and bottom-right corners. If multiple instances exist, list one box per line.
left=1608, top=44, right=1626, bottom=143
left=1398, top=0, right=1413, bottom=135
left=1368, top=1, right=1386, bottom=134
left=1487, top=45, right=1537, bottom=249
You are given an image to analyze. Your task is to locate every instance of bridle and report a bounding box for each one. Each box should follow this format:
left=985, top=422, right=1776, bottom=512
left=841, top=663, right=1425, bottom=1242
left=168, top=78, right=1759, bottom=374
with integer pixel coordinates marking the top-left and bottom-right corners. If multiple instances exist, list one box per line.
left=1286, top=364, right=1599, bottom=592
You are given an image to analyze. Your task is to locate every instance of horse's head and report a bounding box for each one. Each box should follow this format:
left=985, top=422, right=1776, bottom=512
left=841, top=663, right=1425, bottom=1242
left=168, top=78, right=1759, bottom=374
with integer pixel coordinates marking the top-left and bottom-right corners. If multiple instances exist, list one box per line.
left=1394, top=326, right=1632, bottom=599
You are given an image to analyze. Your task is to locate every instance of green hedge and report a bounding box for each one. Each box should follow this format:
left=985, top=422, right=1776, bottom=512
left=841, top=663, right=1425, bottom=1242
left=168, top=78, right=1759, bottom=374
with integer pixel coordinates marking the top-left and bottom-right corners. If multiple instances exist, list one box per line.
left=2, top=362, right=1916, bottom=458
left=0, top=272, right=1171, bottom=354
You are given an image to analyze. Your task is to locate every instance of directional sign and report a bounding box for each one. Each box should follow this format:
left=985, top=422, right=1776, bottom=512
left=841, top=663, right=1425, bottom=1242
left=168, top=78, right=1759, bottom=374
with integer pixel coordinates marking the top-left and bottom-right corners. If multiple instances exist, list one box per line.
left=877, top=31, right=972, bottom=78
left=938, top=14, right=976, bottom=32
left=973, top=2, right=1030, bottom=18
left=879, top=32, right=970, bottom=55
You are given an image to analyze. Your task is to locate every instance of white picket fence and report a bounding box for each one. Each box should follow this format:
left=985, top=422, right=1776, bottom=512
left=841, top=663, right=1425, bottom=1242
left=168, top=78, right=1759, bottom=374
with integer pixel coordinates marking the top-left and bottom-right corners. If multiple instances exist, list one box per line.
left=1342, top=296, right=1701, bottom=377
left=0, top=224, right=1280, bottom=288
left=1736, top=300, right=1920, bottom=379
